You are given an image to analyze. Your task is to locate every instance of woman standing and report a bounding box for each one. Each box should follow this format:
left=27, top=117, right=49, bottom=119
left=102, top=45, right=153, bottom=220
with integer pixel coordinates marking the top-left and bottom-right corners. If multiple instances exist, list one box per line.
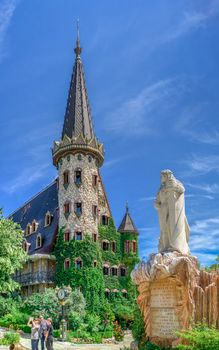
left=27, top=317, right=40, bottom=350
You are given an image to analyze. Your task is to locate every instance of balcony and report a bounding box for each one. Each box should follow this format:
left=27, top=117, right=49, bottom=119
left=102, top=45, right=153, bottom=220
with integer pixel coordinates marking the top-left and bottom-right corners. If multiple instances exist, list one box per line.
left=14, top=271, right=55, bottom=286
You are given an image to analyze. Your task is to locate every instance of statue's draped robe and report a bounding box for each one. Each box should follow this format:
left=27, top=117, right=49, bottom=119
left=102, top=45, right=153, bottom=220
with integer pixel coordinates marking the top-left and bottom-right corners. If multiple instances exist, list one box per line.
left=155, top=181, right=190, bottom=255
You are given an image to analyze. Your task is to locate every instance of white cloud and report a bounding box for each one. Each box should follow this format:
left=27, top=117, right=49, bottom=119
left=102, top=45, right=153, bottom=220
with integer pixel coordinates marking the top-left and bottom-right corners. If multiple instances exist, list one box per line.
left=106, top=78, right=184, bottom=136
left=139, top=196, right=155, bottom=202
left=183, top=154, right=219, bottom=176
left=187, top=182, right=219, bottom=194
left=162, top=0, right=219, bottom=43
left=0, top=0, right=17, bottom=62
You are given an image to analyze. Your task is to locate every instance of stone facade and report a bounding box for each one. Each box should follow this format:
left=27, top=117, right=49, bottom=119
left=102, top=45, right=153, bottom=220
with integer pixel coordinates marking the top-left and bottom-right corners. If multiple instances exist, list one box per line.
left=58, top=153, right=110, bottom=238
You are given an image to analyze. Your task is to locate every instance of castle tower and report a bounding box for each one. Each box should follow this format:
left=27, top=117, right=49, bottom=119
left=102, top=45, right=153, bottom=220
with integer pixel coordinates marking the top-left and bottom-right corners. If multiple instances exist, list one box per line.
left=52, top=28, right=110, bottom=240
left=118, top=204, right=139, bottom=257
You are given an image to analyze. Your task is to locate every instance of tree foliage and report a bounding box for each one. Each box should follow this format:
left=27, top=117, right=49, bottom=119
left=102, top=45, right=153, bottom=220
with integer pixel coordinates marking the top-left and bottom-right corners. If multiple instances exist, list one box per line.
left=0, top=210, right=26, bottom=293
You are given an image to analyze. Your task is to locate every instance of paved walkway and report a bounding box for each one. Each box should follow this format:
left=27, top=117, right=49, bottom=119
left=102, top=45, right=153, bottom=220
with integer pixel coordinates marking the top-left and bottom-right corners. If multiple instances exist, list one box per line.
left=0, top=328, right=132, bottom=350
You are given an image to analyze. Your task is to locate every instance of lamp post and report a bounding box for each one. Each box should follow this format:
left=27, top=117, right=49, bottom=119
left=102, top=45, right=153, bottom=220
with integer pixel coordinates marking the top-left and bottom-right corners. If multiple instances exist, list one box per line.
left=56, top=286, right=72, bottom=341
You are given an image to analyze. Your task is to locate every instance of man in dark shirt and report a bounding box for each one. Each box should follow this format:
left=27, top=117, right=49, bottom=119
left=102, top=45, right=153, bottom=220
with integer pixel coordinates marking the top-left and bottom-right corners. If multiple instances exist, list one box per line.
left=45, top=318, right=54, bottom=350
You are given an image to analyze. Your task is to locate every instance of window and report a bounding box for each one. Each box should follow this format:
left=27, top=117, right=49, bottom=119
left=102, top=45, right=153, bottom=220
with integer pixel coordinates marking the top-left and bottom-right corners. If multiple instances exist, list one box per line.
left=32, top=220, right=38, bottom=232
left=111, top=241, right=116, bottom=253
left=120, top=267, right=126, bottom=277
left=92, top=174, right=98, bottom=187
left=63, top=170, right=69, bottom=185
left=103, top=265, right=109, bottom=275
left=93, top=233, right=97, bottom=242
left=45, top=212, right=52, bottom=226
left=101, top=215, right=109, bottom=226
left=64, top=202, right=71, bottom=214
left=75, top=258, right=82, bottom=269
left=75, top=202, right=82, bottom=217
left=93, top=260, right=97, bottom=268
left=64, top=230, right=70, bottom=242
left=111, top=267, right=118, bottom=276
left=124, top=240, right=130, bottom=253
left=26, top=224, right=31, bottom=235
left=132, top=240, right=137, bottom=253
left=23, top=240, right=29, bottom=252
left=75, top=169, right=82, bottom=186
left=64, top=258, right=70, bottom=270
left=75, top=231, right=82, bottom=241
left=105, top=289, right=110, bottom=298
left=77, top=154, right=82, bottom=161
left=36, top=234, right=42, bottom=248
left=122, top=289, right=128, bottom=299
left=92, top=205, right=98, bottom=218
left=102, top=240, right=109, bottom=251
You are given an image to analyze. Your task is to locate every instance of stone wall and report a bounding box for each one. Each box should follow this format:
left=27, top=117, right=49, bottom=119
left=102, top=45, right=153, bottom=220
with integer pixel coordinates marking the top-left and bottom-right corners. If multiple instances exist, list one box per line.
left=58, top=153, right=110, bottom=238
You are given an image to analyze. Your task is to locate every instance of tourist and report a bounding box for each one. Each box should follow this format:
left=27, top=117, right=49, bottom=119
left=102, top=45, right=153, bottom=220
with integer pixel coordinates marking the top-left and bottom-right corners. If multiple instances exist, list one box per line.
left=45, top=318, right=54, bottom=350
left=27, top=317, right=40, bottom=350
left=39, top=315, right=47, bottom=350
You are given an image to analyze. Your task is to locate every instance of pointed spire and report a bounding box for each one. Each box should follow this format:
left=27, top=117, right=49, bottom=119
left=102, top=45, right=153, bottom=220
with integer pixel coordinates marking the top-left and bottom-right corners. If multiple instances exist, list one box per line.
left=118, top=204, right=138, bottom=234
left=61, top=22, right=94, bottom=140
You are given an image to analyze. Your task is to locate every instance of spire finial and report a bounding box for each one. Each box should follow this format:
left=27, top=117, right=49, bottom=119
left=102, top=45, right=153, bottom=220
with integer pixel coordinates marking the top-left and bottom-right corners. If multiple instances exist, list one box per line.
left=74, top=19, right=82, bottom=57
left=126, top=202, right=129, bottom=213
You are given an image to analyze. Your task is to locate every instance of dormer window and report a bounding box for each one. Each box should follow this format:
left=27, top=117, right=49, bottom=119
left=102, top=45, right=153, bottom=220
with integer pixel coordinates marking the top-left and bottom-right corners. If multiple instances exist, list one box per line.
left=75, top=231, right=82, bottom=241
left=101, top=215, right=109, bottom=226
left=75, top=169, right=82, bottom=186
left=102, top=240, right=109, bottom=251
left=64, top=202, right=71, bottom=214
left=92, top=174, right=98, bottom=187
left=75, top=202, right=82, bottom=217
left=45, top=211, right=52, bottom=227
left=23, top=240, right=29, bottom=252
left=64, top=258, right=70, bottom=270
left=75, top=258, right=82, bottom=269
left=32, top=220, right=38, bottom=233
left=92, top=205, right=98, bottom=218
left=64, top=230, right=70, bottom=242
left=26, top=224, right=31, bottom=235
left=36, top=234, right=42, bottom=249
left=63, top=170, right=70, bottom=186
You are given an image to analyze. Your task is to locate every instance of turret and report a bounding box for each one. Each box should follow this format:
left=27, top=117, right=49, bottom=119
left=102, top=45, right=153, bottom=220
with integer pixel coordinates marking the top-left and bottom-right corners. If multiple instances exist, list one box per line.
left=118, top=204, right=138, bottom=256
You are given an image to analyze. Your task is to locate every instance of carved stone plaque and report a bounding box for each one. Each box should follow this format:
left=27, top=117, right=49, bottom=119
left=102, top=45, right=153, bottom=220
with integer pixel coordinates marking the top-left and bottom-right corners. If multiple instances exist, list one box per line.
left=150, top=279, right=180, bottom=339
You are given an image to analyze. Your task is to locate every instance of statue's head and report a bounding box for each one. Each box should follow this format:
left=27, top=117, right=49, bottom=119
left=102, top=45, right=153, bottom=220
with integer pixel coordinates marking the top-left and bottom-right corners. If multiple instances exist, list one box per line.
left=161, top=169, right=173, bottom=184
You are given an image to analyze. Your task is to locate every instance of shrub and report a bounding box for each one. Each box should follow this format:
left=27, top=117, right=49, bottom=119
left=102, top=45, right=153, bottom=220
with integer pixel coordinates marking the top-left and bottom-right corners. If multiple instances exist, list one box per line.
left=131, top=305, right=146, bottom=347
left=53, top=329, right=60, bottom=338
left=114, top=321, right=124, bottom=341
left=175, top=325, right=219, bottom=350
left=0, top=332, right=20, bottom=345
left=84, top=313, right=101, bottom=333
left=0, top=309, right=29, bottom=329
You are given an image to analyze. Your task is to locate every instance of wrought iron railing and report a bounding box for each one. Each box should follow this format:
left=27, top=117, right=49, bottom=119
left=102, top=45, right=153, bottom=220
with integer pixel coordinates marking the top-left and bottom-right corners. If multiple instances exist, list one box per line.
left=14, top=271, right=55, bottom=285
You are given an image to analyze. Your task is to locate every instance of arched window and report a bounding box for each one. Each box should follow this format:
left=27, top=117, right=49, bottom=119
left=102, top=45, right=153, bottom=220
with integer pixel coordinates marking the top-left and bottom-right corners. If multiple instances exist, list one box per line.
left=124, top=240, right=130, bottom=253
left=120, top=267, right=126, bottom=277
left=112, top=289, right=119, bottom=296
left=93, top=233, right=97, bottom=242
left=93, top=260, right=97, bottom=268
left=101, top=215, right=109, bottom=226
left=75, top=202, right=82, bottom=217
left=103, top=264, right=109, bottom=275
left=111, top=241, right=116, bottom=253
left=111, top=266, right=118, bottom=276
left=75, top=258, right=82, bottom=269
left=92, top=174, right=98, bottom=187
left=132, top=240, right=137, bottom=253
left=26, top=223, right=31, bottom=235
left=32, top=220, right=38, bottom=232
left=75, top=169, right=82, bottom=186
left=102, top=240, right=109, bottom=251
left=75, top=231, right=82, bottom=241
left=36, top=234, right=42, bottom=249
left=105, top=289, right=110, bottom=298
left=92, top=205, right=98, bottom=218
left=64, top=201, right=71, bottom=214
left=64, top=230, right=70, bottom=242
left=45, top=211, right=52, bottom=226
left=23, top=240, right=29, bottom=252
left=63, top=170, right=70, bottom=185
left=64, top=258, right=70, bottom=270
left=122, top=289, right=128, bottom=299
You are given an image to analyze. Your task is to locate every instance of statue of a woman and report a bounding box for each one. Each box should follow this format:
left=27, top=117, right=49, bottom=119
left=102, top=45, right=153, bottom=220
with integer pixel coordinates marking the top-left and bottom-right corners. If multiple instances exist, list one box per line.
left=154, top=170, right=190, bottom=255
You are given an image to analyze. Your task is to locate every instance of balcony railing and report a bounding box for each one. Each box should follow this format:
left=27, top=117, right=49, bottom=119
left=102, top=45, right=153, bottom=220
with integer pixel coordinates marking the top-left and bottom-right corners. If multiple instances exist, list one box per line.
left=14, top=271, right=55, bottom=286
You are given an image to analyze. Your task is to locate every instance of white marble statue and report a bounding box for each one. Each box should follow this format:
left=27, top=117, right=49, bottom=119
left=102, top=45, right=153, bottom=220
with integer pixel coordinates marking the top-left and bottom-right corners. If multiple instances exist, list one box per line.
left=154, top=170, right=190, bottom=255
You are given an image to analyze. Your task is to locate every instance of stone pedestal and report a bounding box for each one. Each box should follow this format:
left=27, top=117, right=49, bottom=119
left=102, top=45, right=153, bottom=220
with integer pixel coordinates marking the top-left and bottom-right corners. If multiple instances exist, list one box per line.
left=131, top=252, right=199, bottom=347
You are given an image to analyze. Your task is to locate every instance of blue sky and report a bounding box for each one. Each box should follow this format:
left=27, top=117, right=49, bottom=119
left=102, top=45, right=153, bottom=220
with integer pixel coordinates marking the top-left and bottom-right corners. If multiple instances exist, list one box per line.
left=0, top=0, right=219, bottom=266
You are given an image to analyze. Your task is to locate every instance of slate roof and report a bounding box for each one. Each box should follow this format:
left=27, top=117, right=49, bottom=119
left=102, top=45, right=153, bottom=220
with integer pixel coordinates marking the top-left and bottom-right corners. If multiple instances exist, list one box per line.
left=118, top=205, right=138, bottom=234
left=10, top=181, right=59, bottom=255
left=61, top=29, right=94, bottom=140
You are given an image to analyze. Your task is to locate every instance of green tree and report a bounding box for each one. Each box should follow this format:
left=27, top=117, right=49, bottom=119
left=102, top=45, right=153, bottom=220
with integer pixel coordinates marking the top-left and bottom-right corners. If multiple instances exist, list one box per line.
left=0, top=210, right=26, bottom=293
